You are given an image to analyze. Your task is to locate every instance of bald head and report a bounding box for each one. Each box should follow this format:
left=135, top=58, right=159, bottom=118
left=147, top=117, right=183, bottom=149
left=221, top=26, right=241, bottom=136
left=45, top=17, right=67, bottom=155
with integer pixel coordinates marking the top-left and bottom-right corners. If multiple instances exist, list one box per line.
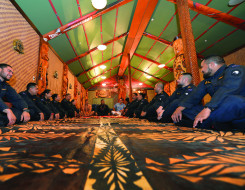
left=154, top=82, right=164, bottom=94
left=177, top=73, right=192, bottom=87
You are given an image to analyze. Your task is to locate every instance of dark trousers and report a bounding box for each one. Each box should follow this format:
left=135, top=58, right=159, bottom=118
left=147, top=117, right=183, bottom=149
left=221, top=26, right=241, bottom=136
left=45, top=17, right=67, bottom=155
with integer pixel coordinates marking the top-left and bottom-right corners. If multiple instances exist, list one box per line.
left=181, top=95, right=245, bottom=129
left=0, top=108, right=22, bottom=127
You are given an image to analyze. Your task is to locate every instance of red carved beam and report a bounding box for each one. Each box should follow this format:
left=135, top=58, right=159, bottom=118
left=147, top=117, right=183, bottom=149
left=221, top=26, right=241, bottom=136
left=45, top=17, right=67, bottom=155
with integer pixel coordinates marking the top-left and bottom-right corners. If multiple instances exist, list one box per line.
left=167, top=0, right=245, bottom=31
left=43, top=0, right=133, bottom=41
left=131, top=66, right=168, bottom=84
left=77, top=53, right=122, bottom=77
left=82, top=65, right=119, bottom=85
left=118, top=0, right=159, bottom=76
left=67, top=32, right=127, bottom=65
left=143, top=32, right=172, bottom=46
left=134, top=53, right=173, bottom=71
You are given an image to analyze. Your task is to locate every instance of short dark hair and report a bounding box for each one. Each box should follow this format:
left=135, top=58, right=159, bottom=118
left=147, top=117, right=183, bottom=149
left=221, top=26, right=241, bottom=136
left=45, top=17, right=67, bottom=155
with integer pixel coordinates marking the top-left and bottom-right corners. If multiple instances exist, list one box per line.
left=133, top=93, right=137, bottom=96
left=27, top=83, right=37, bottom=90
left=0, top=63, right=12, bottom=69
left=204, top=55, right=225, bottom=65
left=41, top=89, right=51, bottom=97
left=125, top=97, right=129, bottom=103
left=139, top=93, right=146, bottom=99
left=52, top=94, right=58, bottom=100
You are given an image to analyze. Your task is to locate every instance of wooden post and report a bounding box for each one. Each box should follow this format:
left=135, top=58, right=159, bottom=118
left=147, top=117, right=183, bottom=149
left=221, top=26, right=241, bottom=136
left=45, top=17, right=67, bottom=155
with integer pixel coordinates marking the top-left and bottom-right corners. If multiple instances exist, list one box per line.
left=128, top=54, right=132, bottom=102
left=176, top=0, right=200, bottom=86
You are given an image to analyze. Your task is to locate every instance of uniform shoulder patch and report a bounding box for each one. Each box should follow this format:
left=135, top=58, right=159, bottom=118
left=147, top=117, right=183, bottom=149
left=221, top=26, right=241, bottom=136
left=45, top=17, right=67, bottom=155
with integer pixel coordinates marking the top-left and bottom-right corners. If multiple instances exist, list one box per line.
left=231, top=70, right=241, bottom=76
left=205, top=81, right=211, bottom=85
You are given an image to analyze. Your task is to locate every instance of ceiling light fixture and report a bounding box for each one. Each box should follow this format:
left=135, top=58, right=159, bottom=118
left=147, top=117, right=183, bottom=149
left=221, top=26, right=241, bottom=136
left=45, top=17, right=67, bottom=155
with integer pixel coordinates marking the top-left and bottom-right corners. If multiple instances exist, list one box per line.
left=100, top=65, right=106, bottom=69
left=158, top=64, right=165, bottom=68
left=228, top=0, right=245, bottom=6
left=101, top=76, right=106, bottom=79
left=97, top=44, right=107, bottom=51
left=139, top=83, right=143, bottom=86
left=102, top=83, right=106, bottom=86
left=91, top=0, right=107, bottom=9
left=146, top=75, right=151, bottom=79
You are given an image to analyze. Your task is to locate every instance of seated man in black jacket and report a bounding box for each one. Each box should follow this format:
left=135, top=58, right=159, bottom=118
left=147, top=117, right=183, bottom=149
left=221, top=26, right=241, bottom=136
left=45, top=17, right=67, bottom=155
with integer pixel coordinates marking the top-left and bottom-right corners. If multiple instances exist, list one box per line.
left=134, top=93, right=148, bottom=118
left=51, top=94, right=67, bottom=119
left=19, top=83, right=45, bottom=121
left=61, top=93, right=75, bottom=118
left=156, top=73, right=197, bottom=123
left=125, top=93, right=139, bottom=118
left=71, top=99, right=80, bottom=117
left=97, top=99, right=110, bottom=116
left=141, top=82, right=169, bottom=121
left=0, top=63, right=30, bottom=126
left=40, top=89, right=59, bottom=120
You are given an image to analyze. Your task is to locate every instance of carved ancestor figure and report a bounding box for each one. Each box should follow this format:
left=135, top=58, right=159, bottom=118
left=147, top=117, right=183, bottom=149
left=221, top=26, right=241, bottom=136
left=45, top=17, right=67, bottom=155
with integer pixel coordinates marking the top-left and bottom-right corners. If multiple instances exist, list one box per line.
left=118, top=79, right=126, bottom=101
left=74, top=78, right=78, bottom=100
left=37, top=41, right=49, bottom=95
left=173, top=37, right=186, bottom=80
left=62, top=64, right=68, bottom=98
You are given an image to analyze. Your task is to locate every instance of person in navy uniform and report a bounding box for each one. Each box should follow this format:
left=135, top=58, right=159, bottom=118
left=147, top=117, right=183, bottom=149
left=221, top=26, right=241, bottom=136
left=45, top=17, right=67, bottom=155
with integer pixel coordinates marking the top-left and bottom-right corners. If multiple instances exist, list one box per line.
left=61, top=93, right=75, bottom=118
left=19, top=83, right=45, bottom=121
left=134, top=93, right=148, bottom=118
left=51, top=94, right=67, bottom=119
left=0, top=63, right=30, bottom=126
left=40, top=89, right=60, bottom=120
left=125, top=93, right=139, bottom=118
left=172, top=55, right=245, bottom=129
left=156, top=73, right=198, bottom=123
left=97, top=99, right=111, bottom=116
left=141, top=82, right=169, bottom=121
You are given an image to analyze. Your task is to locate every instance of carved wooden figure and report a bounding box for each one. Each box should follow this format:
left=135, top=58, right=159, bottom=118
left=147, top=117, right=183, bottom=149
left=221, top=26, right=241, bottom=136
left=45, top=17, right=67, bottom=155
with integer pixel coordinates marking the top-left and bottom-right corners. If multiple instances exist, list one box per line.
left=37, top=41, right=49, bottom=95
left=173, top=37, right=186, bottom=80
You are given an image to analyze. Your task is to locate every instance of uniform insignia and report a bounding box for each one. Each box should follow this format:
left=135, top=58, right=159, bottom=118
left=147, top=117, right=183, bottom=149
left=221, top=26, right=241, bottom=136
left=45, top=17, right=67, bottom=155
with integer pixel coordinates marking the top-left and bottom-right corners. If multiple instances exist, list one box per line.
left=185, top=93, right=189, bottom=95
left=188, top=86, right=191, bottom=88
left=231, top=70, right=240, bottom=76
left=2, top=89, right=6, bottom=90
left=218, top=75, right=224, bottom=80
left=205, top=81, right=211, bottom=85
left=231, top=64, right=239, bottom=68
left=188, top=89, right=193, bottom=91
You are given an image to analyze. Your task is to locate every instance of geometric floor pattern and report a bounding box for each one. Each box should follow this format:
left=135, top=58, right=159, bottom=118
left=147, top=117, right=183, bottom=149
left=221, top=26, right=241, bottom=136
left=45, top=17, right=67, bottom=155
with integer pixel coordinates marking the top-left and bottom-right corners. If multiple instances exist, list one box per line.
left=0, top=117, right=244, bottom=190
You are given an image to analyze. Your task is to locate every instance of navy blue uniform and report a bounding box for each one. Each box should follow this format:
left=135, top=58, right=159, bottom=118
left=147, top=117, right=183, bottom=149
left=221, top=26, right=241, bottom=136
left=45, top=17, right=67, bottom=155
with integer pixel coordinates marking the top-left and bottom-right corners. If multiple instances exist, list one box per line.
left=40, top=97, right=59, bottom=119
left=160, top=84, right=197, bottom=123
left=134, top=99, right=148, bottom=118
left=180, top=64, right=245, bottom=129
left=142, top=91, right=169, bottom=120
left=0, top=81, right=28, bottom=126
left=61, top=99, right=75, bottom=118
left=51, top=100, right=67, bottom=119
left=19, top=91, right=43, bottom=121
left=125, top=99, right=139, bottom=118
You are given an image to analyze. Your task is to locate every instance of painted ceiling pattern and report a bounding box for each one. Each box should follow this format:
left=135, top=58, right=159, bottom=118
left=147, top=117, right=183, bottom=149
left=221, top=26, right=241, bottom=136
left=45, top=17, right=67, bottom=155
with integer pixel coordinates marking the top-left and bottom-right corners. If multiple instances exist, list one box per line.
left=12, top=0, right=245, bottom=89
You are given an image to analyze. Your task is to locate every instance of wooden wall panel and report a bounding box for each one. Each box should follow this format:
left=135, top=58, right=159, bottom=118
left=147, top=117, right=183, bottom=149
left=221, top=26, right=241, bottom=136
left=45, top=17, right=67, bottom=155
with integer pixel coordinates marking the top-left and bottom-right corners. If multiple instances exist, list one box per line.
left=224, top=47, right=245, bottom=66
left=47, top=47, right=63, bottom=98
left=0, top=0, right=39, bottom=92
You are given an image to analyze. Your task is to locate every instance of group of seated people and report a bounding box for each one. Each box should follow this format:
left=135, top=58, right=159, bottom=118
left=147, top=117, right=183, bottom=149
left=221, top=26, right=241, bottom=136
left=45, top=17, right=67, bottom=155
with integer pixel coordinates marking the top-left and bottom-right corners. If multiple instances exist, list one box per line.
left=1, top=55, right=245, bottom=129
left=0, top=63, right=86, bottom=126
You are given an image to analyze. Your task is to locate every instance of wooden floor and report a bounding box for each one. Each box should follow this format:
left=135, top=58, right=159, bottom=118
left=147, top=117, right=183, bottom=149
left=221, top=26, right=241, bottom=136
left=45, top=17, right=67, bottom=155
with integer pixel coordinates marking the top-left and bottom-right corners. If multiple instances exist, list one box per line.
left=0, top=117, right=244, bottom=190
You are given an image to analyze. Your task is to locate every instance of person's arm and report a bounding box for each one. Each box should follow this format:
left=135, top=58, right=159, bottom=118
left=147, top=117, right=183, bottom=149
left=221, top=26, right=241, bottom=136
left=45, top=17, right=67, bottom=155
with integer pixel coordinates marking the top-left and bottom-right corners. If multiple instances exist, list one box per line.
left=205, top=65, right=245, bottom=110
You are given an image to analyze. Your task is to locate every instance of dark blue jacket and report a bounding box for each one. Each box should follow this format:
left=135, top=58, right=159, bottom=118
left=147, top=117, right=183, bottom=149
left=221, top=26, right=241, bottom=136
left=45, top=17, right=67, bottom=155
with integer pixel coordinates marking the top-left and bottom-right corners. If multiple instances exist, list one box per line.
left=0, top=80, right=27, bottom=112
left=162, top=84, right=196, bottom=108
left=180, top=64, right=245, bottom=111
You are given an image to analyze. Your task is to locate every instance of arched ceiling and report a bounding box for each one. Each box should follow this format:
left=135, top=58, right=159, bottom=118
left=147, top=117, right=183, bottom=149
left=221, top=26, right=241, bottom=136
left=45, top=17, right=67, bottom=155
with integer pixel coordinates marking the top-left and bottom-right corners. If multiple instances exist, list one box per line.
left=11, top=0, right=245, bottom=89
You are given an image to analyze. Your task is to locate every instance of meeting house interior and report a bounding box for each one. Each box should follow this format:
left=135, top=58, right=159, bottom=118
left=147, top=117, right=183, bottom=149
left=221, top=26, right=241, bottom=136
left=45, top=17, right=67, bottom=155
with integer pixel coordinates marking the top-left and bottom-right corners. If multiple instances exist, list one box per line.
left=0, top=0, right=244, bottom=189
